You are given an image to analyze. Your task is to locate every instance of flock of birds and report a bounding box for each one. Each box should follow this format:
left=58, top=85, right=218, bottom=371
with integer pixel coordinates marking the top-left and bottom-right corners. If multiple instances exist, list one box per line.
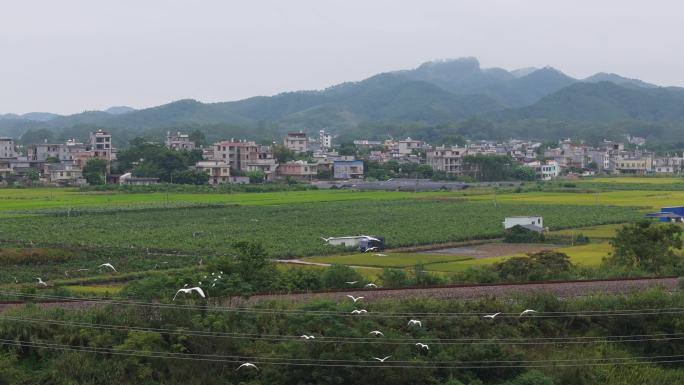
left=234, top=281, right=540, bottom=372
left=31, top=260, right=538, bottom=373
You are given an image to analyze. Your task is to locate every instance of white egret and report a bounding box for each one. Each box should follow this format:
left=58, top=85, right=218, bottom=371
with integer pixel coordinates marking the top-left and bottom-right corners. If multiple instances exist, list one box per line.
left=483, top=312, right=501, bottom=320
left=172, top=287, right=206, bottom=301
left=372, top=356, right=391, bottom=362
left=36, top=278, right=47, bottom=287
left=407, top=319, right=422, bottom=327
left=369, top=330, right=384, bottom=337
left=346, top=295, right=364, bottom=303
left=99, top=263, right=117, bottom=272
left=520, top=309, right=537, bottom=317
left=236, top=362, right=258, bottom=371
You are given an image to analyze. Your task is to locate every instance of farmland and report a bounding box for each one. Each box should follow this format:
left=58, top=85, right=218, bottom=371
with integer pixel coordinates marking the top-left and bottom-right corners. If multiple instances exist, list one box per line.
left=0, top=200, right=638, bottom=259
left=467, top=190, right=684, bottom=209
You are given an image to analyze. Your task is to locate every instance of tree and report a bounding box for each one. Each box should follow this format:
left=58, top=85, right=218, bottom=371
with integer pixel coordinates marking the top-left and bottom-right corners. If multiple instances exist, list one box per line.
left=247, top=170, right=265, bottom=184
left=170, top=169, right=209, bottom=185
left=605, top=220, right=683, bottom=273
left=272, top=145, right=295, bottom=163
left=188, top=129, right=207, bottom=147
left=494, top=250, right=572, bottom=281
left=82, top=158, right=108, bottom=185
left=338, top=142, right=358, bottom=156
left=321, top=264, right=363, bottom=288
left=23, top=169, right=39, bottom=186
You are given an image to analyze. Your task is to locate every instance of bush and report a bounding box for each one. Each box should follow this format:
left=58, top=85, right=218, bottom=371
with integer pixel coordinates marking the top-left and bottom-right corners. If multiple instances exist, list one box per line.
left=321, top=264, right=363, bottom=289
left=504, top=225, right=545, bottom=243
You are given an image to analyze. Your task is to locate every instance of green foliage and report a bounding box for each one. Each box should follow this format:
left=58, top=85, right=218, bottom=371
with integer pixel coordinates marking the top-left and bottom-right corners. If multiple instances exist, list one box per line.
left=503, top=370, right=555, bottom=385
left=247, top=170, right=265, bottom=184
left=605, top=219, right=683, bottom=273
left=338, top=142, right=358, bottom=156
left=116, top=141, right=202, bottom=183
left=272, top=144, right=295, bottom=163
left=188, top=129, right=206, bottom=146
left=321, top=264, right=363, bottom=288
left=463, top=155, right=534, bottom=182
left=82, top=158, right=108, bottom=185
left=0, top=201, right=639, bottom=258
left=493, top=250, right=573, bottom=281
left=504, top=225, right=545, bottom=243
left=379, top=268, right=410, bottom=287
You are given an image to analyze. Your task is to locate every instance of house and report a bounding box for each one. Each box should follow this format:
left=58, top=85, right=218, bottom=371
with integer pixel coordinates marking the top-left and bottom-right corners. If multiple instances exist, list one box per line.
left=88, top=130, right=114, bottom=161
left=284, top=131, right=308, bottom=153
left=43, top=163, right=85, bottom=186
left=278, top=160, right=317, bottom=180
left=211, top=140, right=259, bottom=172
left=166, top=132, right=196, bottom=151
left=524, top=160, right=560, bottom=180
left=119, top=173, right=160, bottom=185
left=0, top=137, right=18, bottom=159
left=333, top=160, right=364, bottom=179
left=246, top=145, right=278, bottom=181
left=503, top=216, right=544, bottom=232
left=426, top=145, right=468, bottom=175
left=196, top=160, right=231, bottom=185
left=319, top=129, right=333, bottom=150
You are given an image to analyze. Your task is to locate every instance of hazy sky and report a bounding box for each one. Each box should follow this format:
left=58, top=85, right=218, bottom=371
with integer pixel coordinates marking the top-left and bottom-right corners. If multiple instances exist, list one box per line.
left=1, top=0, right=682, bottom=114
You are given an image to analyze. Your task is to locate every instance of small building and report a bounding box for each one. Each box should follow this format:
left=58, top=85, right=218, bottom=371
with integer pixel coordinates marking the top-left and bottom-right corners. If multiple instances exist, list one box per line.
left=284, top=131, right=308, bottom=153
left=43, top=163, right=85, bottom=185
left=333, top=160, right=364, bottom=179
left=503, top=216, right=544, bottom=232
left=196, top=160, right=231, bottom=185
left=323, top=235, right=384, bottom=251
left=119, top=173, right=160, bottom=186
left=0, top=137, right=18, bottom=159
left=166, top=132, right=196, bottom=151
left=278, top=160, right=317, bottom=180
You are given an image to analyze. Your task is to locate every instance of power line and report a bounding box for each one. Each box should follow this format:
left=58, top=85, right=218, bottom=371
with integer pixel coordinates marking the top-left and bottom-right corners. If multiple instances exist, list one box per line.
left=1, top=315, right=683, bottom=346
left=2, top=290, right=683, bottom=318
left=1, top=338, right=683, bottom=369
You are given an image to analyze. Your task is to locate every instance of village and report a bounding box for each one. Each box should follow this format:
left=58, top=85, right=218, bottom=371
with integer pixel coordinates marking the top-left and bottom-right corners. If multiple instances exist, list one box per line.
left=0, top=129, right=681, bottom=187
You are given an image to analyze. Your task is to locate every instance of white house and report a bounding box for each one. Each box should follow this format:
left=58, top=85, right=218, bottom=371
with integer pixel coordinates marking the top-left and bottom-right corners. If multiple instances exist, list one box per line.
left=503, top=216, right=544, bottom=232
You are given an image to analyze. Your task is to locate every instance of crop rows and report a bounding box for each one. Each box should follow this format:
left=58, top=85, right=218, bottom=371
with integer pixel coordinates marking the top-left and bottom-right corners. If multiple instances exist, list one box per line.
left=0, top=200, right=639, bottom=259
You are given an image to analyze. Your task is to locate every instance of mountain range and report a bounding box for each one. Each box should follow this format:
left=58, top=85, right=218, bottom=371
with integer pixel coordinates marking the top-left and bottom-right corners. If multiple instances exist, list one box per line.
left=2, top=57, right=683, bottom=146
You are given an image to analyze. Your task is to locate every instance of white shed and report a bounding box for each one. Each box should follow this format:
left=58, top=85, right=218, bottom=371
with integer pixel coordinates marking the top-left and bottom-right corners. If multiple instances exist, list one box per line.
left=503, top=216, right=543, bottom=230
left=322, top=235, right=380, bottom=248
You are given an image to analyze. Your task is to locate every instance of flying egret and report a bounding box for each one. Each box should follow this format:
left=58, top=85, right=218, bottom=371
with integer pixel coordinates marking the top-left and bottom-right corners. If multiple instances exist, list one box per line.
left=407, top=319, right=422, bottom=327
left=369, top=330, right=384, bottom=337
left=236, top=362, right=258, bottom=371
left=483, top=312, right=501, bottom=320
left=172, top=287, right=206, bottom=301
left=520, top=309, right=537, bottom=317
left=365, top=283, right=378, bottom=288
left=372, top=356, right=391, bottom=362
left=345, top=281, right=358, bottom=285
left=36, top=278, right=47, bottom=287
left=351, top=309, right=368, bottom=315
left=300, top=335, right=315, bottom=340
left=364, top=247, right=378, bottom=252
left=347, top=295, right=364, bottom=303
left=416, top=343, right=430, bottom=350
left=99, top=263, right=117, bottom=272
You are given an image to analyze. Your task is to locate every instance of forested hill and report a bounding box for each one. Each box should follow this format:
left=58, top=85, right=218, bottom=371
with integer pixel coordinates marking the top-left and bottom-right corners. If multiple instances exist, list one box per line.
left=4, top=57, right=684, bottom=146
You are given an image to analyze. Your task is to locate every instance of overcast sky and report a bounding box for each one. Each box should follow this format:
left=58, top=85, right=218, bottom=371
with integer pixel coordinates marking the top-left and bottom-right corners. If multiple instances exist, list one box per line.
left=1, top=0, right=682, bottom=114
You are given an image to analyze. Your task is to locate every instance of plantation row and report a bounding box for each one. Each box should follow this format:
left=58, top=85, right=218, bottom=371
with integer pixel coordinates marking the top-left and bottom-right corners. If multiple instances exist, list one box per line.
left=0, top=200, right=640, bottom=259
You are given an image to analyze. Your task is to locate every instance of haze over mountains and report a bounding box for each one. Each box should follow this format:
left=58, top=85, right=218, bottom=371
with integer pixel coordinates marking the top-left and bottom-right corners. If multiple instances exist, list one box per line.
left=2, top=57, right=684, bottom=146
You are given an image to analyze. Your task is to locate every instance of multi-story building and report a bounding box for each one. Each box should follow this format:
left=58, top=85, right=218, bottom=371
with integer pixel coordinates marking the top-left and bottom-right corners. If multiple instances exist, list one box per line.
left=43, top=163, right=85, bottom=185
left=278, top=160, right=317, bottom=180
left=333, top=160, right=364, bottom=179
left=28, top=143, right=70, bottom=162
left=0, top=137, right=18, bottom=159
left=319, top=129, right=333, bottom=150
left=284, top=132, right=308, bottom=153
left=246, top=145, right=278, bottom=181
left=524, top=160, right=560, bottom=180
left=426, top=145, right=468, bottom=175
left=196, top=160, right=231, bottom=185
left=88, top=130, right=114, bottom=161
left=614, top=154, right=653, bottom=175
left=211, top=140, right=259, bottom=172
left=166, top=132, right=196, bottom=151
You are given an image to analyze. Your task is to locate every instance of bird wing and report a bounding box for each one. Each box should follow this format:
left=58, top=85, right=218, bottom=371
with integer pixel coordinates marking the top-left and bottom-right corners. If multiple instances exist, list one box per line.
left=191, top=287, right=206, bottom=298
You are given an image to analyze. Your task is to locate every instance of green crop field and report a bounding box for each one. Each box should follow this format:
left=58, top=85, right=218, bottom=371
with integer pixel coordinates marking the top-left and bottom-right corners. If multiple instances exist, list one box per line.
left=549, top=223, right=623, bottom=239
left=468, top=190, right=684, bottom=209
left=0, top=187, right=458, bottom=214
left=0, top=200, right=638, bottom=259
left=305, top=253, right=472, bottom=268
left=576, top=177, right=684, bottom=185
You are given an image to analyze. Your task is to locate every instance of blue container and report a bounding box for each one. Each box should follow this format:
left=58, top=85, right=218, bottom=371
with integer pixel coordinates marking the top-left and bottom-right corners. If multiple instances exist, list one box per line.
left=660, top=206, right=684, bottom=222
